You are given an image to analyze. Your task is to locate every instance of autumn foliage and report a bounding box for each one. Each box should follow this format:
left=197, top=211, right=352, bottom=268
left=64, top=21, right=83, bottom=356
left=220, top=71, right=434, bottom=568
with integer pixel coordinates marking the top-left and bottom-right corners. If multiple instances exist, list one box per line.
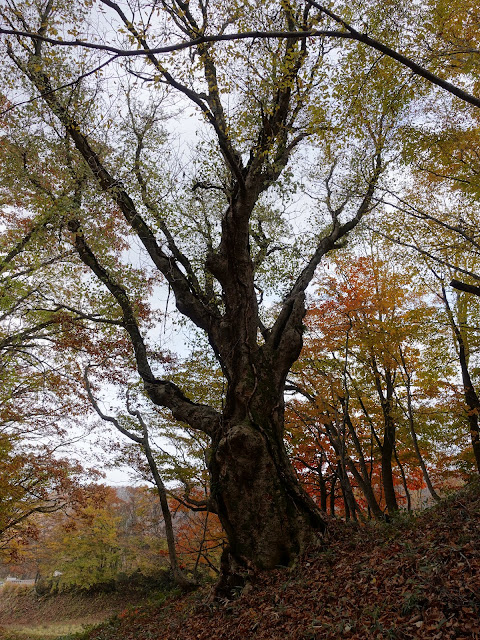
left=287, top=251, right=473, bottom=519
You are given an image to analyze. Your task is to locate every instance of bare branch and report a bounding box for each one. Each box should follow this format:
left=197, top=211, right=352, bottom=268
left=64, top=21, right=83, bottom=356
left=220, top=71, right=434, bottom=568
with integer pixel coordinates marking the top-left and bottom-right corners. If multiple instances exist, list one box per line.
left=84, top=367, right=144, bottom=444
left=269, top=154, right=383, bottom=352
left=99, top=0, right=245, bottom=187
left=1, top=10, right=479, bottom=110
left=0, top=25, right=348, bottom=57
left=366, top=225, right=480, bottom=283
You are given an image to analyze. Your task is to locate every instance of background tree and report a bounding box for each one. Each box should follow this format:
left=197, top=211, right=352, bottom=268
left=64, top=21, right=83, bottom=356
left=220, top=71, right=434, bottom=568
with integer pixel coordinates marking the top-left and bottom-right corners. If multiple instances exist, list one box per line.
left=0, top=435, right=88, bottom=555
left=34, top=485, right=172, bottom=591
left=287, top=246, right=459, bottom=517
left=371, top=179, right=480, bottom=474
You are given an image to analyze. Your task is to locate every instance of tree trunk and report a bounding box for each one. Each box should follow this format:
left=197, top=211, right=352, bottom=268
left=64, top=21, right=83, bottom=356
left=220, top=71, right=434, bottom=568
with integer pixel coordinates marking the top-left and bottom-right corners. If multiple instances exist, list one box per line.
left=345, top=457, right=383, bottom=519
left=317, top=458, right=328, bottom=513
left=343, top=410, right=384, bottom=519
left=442, top=286, right=480, bottom=473
left=371, top=361, right=399, bottom=514
left=394, top=445, right=411, bottom=511
left=381, top=417, right=398, bottom=514
left=400, top=358, right=440, bottom=501
left=458, top=345, right=480, bottom=473
left=321, top=418, right=358, bottom=520
left=143, top=441, right=196, bottom=590
left=210, top=415, right=325, bottom=594
left=203, top=237, right=329, bottom=595
left=330, top=469, right=338, bottom=516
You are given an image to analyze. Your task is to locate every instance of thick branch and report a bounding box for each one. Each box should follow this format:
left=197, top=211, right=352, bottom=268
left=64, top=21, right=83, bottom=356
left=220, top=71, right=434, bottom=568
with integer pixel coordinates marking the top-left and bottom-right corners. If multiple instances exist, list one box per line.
left=451, top=279, right=480, bottom=297
left=71, top=224, right=219, bottom=435
left=68, top=219, right=155, bottom=382
left=144, top=380, right=220, bottom=437
left=0, top=25, right=347, bottom=57
left=0, top=217, right=49, bottom=273
left=307, top=0, right=480, bottom=110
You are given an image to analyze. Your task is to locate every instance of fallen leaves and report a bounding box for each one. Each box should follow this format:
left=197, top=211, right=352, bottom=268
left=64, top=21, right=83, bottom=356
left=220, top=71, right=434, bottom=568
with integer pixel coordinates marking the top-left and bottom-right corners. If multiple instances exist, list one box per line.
left=59, top=480, right=480, bottom=640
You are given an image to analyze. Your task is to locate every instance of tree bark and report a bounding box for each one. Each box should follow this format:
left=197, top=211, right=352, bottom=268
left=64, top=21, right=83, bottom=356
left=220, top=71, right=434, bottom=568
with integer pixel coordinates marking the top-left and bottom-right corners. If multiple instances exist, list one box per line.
left=209, top=368, right=326, bottom=594
left=459, top=360, right=480, bottom=473
left=381, top=415, right=398, bottom=513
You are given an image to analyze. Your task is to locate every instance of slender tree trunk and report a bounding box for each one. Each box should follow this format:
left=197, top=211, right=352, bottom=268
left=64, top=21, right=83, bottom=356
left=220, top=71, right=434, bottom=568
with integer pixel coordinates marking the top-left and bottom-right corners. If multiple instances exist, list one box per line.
left=398, top=348, right=440, bottom=501
left=337, top=457, right=358, bottom=521
left=381, top=417, right=398, bottom=513
left=408, top=422, right=440, bottom=502
left=193, top=509, right=210, bottom=577
left=341, top=477, right=351, bottom=520
left=339, top=450, right=358, bottom=521
left=345, top=458, right=383, bottom=519
left=143, top=441, right=196, bottom=589
left=323, top=419, right=358, bottom=520
left=84, top=372, right=194, bottom=589
left=393, top=445, right=411, bottom=511
left=317, top=457, right=328, bottom=513
left=343, top=410, right=384, bottom=519
left=371, top=361, right=398, bottom=514
left=442, top=287, right=480, bottom=473
left=457, top=348, right=480, bottom=472
left=330, top=469, right=338, bottom=516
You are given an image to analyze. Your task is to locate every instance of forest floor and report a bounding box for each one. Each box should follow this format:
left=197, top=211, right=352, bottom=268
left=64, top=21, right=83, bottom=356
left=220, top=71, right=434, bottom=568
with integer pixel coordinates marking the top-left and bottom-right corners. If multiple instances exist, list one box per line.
left=1, top=480, right=479, bottom=640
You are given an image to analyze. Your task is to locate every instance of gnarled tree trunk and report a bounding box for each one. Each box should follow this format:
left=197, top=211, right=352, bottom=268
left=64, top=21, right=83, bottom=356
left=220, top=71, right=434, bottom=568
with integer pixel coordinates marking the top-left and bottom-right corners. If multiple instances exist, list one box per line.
left=209, top=351, right=327, bottom=593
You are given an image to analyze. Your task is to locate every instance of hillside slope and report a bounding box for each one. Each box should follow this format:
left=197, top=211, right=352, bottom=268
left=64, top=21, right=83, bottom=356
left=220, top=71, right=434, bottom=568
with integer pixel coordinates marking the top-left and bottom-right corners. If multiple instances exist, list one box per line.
left=2, top=482, right=479, bottom=640
left=82, top=481, right=479, bottom=640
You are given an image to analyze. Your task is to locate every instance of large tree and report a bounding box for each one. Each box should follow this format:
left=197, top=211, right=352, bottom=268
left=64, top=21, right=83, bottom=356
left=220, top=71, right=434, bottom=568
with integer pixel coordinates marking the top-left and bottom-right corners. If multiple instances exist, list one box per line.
left=0, top=0, right=439, bottom=588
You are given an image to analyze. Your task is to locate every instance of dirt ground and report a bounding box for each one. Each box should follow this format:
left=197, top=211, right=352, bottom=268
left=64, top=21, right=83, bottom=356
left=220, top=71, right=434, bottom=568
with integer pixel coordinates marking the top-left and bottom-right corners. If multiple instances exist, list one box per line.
left=0, top=584, right=146, bottom=639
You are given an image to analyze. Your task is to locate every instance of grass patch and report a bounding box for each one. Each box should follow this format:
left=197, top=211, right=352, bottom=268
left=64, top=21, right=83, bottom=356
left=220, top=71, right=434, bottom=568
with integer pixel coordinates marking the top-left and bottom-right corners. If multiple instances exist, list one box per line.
left=2, top=622, right=92, bottom=639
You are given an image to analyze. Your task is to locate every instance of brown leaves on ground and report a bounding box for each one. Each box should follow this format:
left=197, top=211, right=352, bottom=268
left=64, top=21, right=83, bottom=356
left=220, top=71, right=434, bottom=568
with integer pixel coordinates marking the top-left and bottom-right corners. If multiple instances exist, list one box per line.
left=54, top=482, right=480, bottom=640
